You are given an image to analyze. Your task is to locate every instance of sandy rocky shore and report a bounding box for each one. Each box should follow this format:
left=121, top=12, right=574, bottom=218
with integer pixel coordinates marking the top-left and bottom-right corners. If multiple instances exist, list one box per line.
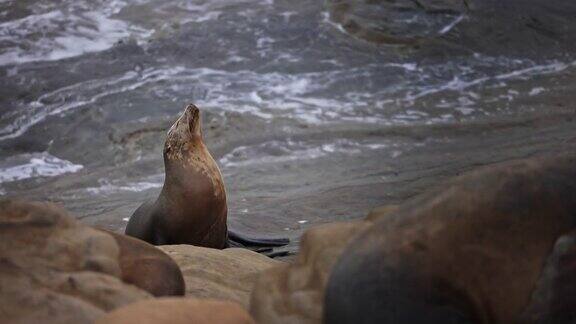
left=3, top=0, right=576, bottom=323
left=3, top=152, right=576, bottom=323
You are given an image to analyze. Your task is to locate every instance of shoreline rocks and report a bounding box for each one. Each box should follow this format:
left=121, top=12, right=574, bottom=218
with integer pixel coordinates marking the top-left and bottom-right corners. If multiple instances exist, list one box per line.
left=326, top=0, right=576, bottom=57
left=0, top=199, right=150, bottom=324
left=325, top=154, right=576, bottom=323
left=250, top=205, right=398, bottom=324
left=95, top=298, right=256, bottom=324
left=159, top=245, right=282, bottom=309
left=6, top=154, right=576, bottom=323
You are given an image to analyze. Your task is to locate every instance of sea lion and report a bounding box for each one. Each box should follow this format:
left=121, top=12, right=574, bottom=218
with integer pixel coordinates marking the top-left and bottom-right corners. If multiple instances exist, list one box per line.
left=125, top=104, right=288, bottom=249
left=99, top=229, right=185, bottom=297
left=324, top=154, right=576, bottom=324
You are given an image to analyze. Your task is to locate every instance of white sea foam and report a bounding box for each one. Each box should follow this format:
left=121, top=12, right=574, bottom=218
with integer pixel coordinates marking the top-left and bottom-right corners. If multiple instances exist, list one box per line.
left=219, top=139, right=391, bottom=168
left=85, top=180, right=162, bottom=195
left=385, top=63, right=419, bottom=72
left=0, top=1, right=152, bottom=66
left=404, top=60, right=575, bottom=103
left=529, top=87, right=546, bottom=96
left=0, top=67, right=187, bottom=140
left=321, top=11, right=348, bottom=35
left=439, top=15, right=466, bottom=35
left=175, top=0, right=274, bottom=24
left=257, top=37, right=275, bottom=49
left=0, top=152, right=83, bottom=183
left=2, top=57, right=574, bottom=142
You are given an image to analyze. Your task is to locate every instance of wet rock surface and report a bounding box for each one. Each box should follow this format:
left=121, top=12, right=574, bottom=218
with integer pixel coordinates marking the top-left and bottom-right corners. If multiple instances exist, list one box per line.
left=0, top=199, right=150, bottom=324
left=327, top=0, right=576, bottom=57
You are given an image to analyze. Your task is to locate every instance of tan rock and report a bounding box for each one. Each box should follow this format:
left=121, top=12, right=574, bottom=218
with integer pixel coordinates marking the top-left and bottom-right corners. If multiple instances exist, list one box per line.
left=96, top=298, right=256, bottom=324
left=0, top=199, right=150, bottom=324
left=158, top=245, right=281, bottom=308
left=249, top=206, right=395, bottom=324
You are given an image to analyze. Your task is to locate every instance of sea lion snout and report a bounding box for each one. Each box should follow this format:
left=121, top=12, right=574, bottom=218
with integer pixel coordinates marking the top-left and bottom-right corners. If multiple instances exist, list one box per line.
left=168, top=104, right=202, bottom=139
left=183, top=104, right=201, bottom=137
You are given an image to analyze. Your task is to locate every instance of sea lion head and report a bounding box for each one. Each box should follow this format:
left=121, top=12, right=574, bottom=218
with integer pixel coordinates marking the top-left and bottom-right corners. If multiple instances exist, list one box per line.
left=162, top=104, right=225, bottom=198
left=163, top=104, right=203, bottom=164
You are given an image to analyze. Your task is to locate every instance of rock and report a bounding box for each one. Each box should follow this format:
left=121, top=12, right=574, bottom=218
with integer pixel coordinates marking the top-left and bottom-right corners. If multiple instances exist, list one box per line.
left=250, top=205, right=398, bottom=324
left=102, top=230, right=185, bottom=297
left=95, top=298, right=256, bottom=324
left=158, top=245, right=281, bottom=308
left=0, top=199, right=150, bottom=324
left=324, top=155, right=576, bottom=323
left=326, top=0, right=576, bottom=57
left=326, top=0, right=468, bottom=45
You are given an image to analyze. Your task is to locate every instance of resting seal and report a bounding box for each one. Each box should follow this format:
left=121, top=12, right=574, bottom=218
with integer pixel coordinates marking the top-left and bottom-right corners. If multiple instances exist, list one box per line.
left=324, top=155, right=576, bottom=323
left=126, top=104, right=288, bottom=249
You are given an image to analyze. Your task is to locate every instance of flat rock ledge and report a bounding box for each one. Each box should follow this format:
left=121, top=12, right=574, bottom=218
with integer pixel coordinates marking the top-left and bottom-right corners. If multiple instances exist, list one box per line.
left=159, top=245, right=283, bottom=309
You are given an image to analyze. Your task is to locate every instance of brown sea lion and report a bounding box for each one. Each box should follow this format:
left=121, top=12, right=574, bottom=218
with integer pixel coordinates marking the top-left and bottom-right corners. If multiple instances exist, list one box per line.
left=324, top=154, right=576, bottom=324
left=125, top=104, right=288, bottom=249
left=99, top=229, right=185, bottom=297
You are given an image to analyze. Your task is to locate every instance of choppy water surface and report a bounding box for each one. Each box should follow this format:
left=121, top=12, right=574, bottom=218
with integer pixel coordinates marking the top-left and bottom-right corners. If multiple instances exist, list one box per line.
left=1, top=0, right=576, bottom=252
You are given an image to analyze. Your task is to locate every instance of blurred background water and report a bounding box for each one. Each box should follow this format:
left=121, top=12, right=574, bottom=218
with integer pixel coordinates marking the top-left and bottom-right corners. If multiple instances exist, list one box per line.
left=1, top=0, right=576, bottom=252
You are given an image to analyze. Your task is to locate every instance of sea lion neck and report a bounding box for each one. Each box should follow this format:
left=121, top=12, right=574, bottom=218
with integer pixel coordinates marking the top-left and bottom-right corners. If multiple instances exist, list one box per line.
left=161, top=104, right=226, bottom=199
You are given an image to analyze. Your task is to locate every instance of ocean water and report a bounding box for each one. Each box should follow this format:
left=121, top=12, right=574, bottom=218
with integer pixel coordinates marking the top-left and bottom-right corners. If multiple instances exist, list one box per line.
left=1, top=0, right=576, bottom=252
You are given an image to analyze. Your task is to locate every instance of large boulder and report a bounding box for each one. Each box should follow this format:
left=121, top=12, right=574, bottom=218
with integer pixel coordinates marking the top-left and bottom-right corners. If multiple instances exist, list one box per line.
left=324, top=155, right=576, bottom=323
left=95, top=298, right=256, bottom=324
left=326, top=0, right=576, bottom=57
left=250, top=206, right=398, bottom=324
left=0, top=200, right=150, bottom=324
left=158, top=245, right=281, bottom=308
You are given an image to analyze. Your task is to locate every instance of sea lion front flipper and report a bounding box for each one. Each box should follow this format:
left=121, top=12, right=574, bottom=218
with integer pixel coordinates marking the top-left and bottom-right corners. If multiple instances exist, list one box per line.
left=520, top=230, right=576, bottom=323
left=244, top=246, right=292, bottom=258
left=125, top=200, right=157, bottom=243
left=261, top=250, right=291, bottom=258
left=227, top=229, right=290, bottom=247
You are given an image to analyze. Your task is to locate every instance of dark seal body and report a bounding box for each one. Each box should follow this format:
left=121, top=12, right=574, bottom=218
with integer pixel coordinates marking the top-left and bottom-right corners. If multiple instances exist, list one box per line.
left=125, top=104, right=228, bottom=248
left=324, top=155, right=576, bottom=324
